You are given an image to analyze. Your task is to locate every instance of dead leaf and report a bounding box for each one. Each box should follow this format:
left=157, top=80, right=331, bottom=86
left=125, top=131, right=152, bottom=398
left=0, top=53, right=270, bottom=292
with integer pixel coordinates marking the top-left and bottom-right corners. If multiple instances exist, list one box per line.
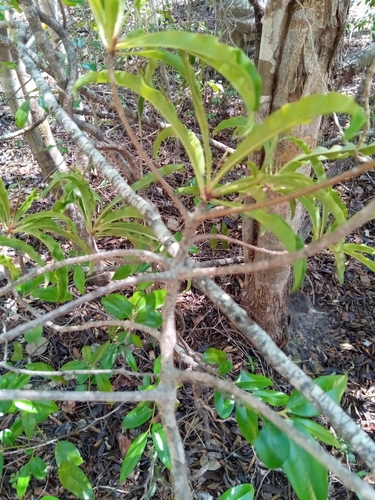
left=116, top=433, right=131, bottom=458
left=26, top=337, right=48, bottom=356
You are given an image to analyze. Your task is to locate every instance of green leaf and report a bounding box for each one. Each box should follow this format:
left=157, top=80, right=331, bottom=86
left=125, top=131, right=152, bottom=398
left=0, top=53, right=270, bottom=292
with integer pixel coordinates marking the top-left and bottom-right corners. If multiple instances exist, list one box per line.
left=24, top=326, right=43, bottom=344
left=122, top=404, right=153, bottom=429
left=213, top=116, right=250, bottom=136
left=212, top=93, right=366, bottom=186
left=31, top=286, right=72, bottom=303
left=120, top=431, right=148, bottom=482
left=16, top=463, right=31, bottom=499
left=203, top=347, right=227, bottom=364
left=248, top=210, right=306, bottom=292
left=135, top=310, right=162, bottom=328
left=135, top=290, right=166, bottom=313
left=26, top=362, right=66, bottom=383
left=151, top=423, right=171, bottom=470
left=91, top=341, right=110, bottom=365
left=73, top=265, right=86, bottom=294
left=291, top=417, right=341, bottom=448
left=61, top=360, right=89, bottom=371
left=95, top=373, right=113, bottom=392
left=115, top=31, right=261, bottom=118
left=15, top=100, right=30, bottom=129
left=219, top=360, right=233, bottom=375
left=21, top=410, right=36, bottom=438
left=253, top=390, right=289, bottom=407
left=55, top=441, right=83, bottom=467
left=125, top=349, right=138, bottom=372
left=214, top=390, right=234, bottom=419
left=210, top=224, right=218, bottom=250
left=236, top=372, right=273, bottom=391
left=11, top=342, right=23, bottom=361
left=37, top=97, right=49, bottom=113
left=74, top=70, right=206, bottom=192
left=0, top=255, right=20, bottom=280
left=0, top=236, right=46, bottom=268
left=0, top=453, right=3, bottom=478
left=58, top=461, right=93, bottom=500
left=282, top=423, right=328, bottom=500
left=286, top=374, right=348, bottom=417
left=219, top=484, right=254, bottom=500
left=0, top=177, right=10, bottom=225
left=101, top=294, right=134, bottom=319
left=29, top=456, right=47, bottom=480
left=235, top=404, right=259, bottom=444
left=254, top=420, right=290, bottom=469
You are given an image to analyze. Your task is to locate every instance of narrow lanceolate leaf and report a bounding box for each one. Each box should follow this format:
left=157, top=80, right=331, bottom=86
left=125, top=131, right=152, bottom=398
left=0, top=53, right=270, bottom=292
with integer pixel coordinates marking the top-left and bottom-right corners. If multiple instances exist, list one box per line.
left=120, top=432, right=148, bottom=482
left=122, top=404, right=152, bottom=429
left=58, top=461, right=93, bottom=500
left=0, top=178, right=10, bottom=225
left=151, top=423, right=171, bottom=470
left=219, top=484, right=254, bottom=500
left=0, top=453, right=3, bottom=477
left=73, top=265, right=86, bottom=294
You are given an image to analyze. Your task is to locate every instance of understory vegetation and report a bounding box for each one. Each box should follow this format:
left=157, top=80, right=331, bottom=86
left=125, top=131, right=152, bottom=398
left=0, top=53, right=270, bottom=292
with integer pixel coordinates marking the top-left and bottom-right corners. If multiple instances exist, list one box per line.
left=0, top=1, right=375, bottom=499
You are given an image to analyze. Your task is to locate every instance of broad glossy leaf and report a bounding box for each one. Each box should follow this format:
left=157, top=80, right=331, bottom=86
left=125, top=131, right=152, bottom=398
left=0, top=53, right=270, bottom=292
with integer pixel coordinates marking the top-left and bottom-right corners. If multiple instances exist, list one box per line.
left=286, top=374, right=348, bottom=417
left=253, top=390, right=289, bottom=407
left=254, top=420, right=290, bottom=469
left=282, top=423, right=328, bottom=500
left=120, top=431, right=148, bottom=482
left=15, top=100, right=30, bottom=128
left=219, top=484, right=254, bottom=500
left=291, top=417, right=341, bottom=448
left=151, top=423, right=171, bottom=470
left=29, top=456, right=47, bottom=480
left=55, top=441, right=83, bottom=467
left=58, top=461, right=93, bottom=500
left=235, top=405, right=258, bottom=444
left=214, top=390, right=234, bottom=419
left=21, top=410, right=36, bottom=438
left=122, top=404, right=153, bottom=429
left=101, top=294, right=134, bottom=319
left=135, top=290, right=166, bottom=313
left=95, top=373, right=113, bottom=392
left=135, top=310, right=162, bottom=328
left=236, top=372, right=273, bottom=391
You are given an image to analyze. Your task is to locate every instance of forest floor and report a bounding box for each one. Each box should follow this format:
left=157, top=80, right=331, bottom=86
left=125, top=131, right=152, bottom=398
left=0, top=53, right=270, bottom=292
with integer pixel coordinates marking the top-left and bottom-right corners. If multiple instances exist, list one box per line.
left=0, top=3, right=375, bottom=500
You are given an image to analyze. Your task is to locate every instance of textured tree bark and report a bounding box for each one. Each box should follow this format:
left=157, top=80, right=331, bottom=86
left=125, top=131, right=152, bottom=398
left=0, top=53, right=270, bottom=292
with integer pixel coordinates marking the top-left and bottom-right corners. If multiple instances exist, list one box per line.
left=242, top=0, right=350, bottom=345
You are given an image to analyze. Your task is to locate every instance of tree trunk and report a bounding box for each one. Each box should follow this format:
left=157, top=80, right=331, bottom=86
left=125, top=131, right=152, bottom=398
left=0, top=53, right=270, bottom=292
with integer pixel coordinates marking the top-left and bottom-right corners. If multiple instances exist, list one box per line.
left=242, top=0, right=350, bottom=346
